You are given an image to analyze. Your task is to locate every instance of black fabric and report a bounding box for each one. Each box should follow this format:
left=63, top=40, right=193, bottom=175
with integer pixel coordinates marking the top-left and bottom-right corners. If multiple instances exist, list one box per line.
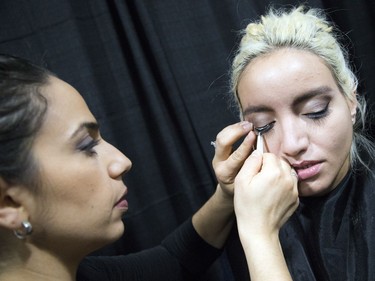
left=77, top=218, right=222, bottom=280
left=284, top=163, right=375, bottom=280
left=1, top=1, right=374, bottom=280
left=227, top=152, right=375, bottom=281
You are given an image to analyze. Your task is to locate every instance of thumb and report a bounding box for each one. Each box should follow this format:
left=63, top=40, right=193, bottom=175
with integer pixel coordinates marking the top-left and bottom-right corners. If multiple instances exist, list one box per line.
left=236, top=150, right=263, bottom=184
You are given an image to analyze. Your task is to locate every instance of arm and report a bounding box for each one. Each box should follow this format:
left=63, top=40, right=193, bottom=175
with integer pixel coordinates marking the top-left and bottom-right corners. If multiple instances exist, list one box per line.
left=234, top=150, right=298, bottom=281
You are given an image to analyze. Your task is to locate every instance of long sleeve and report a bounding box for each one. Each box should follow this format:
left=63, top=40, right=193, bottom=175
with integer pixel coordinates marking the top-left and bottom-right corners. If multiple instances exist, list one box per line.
left=77, top=218, right=222, bottom=281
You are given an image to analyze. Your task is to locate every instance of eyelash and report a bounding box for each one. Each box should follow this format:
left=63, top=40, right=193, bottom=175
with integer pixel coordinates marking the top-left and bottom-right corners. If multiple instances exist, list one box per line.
left=253, top=102, right=330, bottom=135
left=255, top=121, right=275, bottom=135
left=304, top=102, right=330, bottom=120
left=77, top=137, right=100, bottom=157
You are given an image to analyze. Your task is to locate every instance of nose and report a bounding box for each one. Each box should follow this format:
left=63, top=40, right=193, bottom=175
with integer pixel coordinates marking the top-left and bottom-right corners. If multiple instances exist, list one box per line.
left=280, top=119, right=309, bottom=157
left=106, top=142, right=132, bottom=179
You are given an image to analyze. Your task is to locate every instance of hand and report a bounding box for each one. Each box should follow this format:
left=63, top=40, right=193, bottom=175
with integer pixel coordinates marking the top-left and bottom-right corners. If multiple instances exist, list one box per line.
left=212, top=121, right=256, bottom=198
left=234, top=151, right=299, bottom=237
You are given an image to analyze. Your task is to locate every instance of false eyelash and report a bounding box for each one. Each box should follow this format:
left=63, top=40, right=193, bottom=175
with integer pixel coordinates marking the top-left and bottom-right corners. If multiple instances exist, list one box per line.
left=254, top=121, right=275, bottom=135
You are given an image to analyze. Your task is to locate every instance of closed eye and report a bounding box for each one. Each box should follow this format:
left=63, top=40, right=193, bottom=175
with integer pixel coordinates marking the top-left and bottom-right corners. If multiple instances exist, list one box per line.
left=254, top=121, right=275, bottom=135
left=304, top=102, right=329, bottom=119
left=77, top=136, right=100, bottom=157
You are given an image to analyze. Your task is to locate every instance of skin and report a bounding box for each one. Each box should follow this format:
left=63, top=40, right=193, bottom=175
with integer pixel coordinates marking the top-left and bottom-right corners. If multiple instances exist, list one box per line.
left=237, top=49, right=357, bottom=197
left=213, top=122, right=298, bottom=281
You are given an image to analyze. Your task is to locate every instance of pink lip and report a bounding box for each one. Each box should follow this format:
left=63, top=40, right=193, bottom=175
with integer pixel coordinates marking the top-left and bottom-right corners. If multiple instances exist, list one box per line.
left=292, top=161, right=322, bottom=181
left=115, top=189, right=128, bottom=211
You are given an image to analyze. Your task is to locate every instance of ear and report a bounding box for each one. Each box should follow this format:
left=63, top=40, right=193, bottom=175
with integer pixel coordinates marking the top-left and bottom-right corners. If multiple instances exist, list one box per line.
left=348, top=91, right=358, bottom=124
left=0, top=178, right=29, bottom=231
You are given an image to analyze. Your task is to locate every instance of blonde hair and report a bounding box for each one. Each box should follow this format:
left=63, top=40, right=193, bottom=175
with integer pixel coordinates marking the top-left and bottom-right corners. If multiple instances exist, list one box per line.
left=230, top=6, right=374, bottom=171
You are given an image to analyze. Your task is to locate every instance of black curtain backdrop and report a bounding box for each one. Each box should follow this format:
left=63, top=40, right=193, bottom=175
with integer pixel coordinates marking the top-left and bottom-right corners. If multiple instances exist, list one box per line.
left=1, top=1, right=374, bottom=280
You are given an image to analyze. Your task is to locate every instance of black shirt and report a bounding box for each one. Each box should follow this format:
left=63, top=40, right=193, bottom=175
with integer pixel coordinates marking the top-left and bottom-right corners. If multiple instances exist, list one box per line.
left=281, top=164, right=375, bottom=280
left=77, top=219, right=222, bottom=281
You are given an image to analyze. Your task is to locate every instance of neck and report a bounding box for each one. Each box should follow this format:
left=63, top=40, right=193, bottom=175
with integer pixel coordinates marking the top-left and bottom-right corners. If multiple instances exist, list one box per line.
left=0, top=240, right=83, bottom=281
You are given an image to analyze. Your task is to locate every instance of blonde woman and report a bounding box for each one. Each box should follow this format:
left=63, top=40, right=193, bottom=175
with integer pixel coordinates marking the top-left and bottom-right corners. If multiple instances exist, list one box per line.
left=220, top=5, right=375, bottom=281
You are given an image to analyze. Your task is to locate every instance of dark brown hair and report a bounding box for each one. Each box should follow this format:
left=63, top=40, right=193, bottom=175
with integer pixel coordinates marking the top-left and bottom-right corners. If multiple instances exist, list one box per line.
left=0, top=54, right=51, bottom=186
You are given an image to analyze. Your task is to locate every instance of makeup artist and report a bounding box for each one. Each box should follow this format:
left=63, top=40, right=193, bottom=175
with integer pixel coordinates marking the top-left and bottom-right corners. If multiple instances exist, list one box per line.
left=0, top=53, right=298, bottom=281
left=218, top=5, right=375, bottom=281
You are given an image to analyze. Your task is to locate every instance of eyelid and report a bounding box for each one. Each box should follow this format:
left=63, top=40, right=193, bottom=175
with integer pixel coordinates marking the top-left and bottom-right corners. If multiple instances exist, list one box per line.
left=76, top=135, right=100, bottom=156
left=254, top=121, right=275, bottom=135
left=306, top=102, right=329, bottom=115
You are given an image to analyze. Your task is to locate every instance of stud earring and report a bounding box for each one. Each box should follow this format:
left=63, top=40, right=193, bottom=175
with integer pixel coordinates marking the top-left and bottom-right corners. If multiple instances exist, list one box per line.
left=13, top=221, right=33, bottom=239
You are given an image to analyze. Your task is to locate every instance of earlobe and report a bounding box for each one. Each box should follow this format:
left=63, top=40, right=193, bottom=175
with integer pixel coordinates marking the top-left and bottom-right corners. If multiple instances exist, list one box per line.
left=0, top=206, right=25, bottom=230
left=349, top=91, right=358, bottom=124
left=0, top=178, right=30, bottom=231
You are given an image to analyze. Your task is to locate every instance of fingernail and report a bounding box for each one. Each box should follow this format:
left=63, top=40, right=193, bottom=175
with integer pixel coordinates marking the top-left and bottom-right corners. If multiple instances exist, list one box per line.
left=240, top=121, right=252, bottom=131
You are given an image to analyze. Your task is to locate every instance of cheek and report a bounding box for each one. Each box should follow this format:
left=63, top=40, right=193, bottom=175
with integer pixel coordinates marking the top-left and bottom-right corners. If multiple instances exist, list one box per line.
left=262, top=132, right=281, bottom=153
left=39, top=169, right=110, bottom=212
left=325, top=115, right=353, bottom=152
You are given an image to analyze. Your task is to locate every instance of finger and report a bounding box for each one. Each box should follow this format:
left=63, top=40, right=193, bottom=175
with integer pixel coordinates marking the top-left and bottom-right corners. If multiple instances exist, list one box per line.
left=213, top=121, right=253, bottom=163
left=235, top=150, right=263, bottom=184
left=258, top=153, right=279, bottom=174
left=260, top=154, right=290, bottom=174
left=278, top=158, right=299, bottom=185
left=213, top=131, right=256, bottom=184
left=290, top=168, right=299, bottom=182
left=220, top=131, right=256, bottom=171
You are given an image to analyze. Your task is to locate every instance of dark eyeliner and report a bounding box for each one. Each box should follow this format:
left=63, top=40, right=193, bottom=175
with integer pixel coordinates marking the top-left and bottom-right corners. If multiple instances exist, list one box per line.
left=254, top=121, right=275, bottom=135
left=305, top=102, right=330, bottom=119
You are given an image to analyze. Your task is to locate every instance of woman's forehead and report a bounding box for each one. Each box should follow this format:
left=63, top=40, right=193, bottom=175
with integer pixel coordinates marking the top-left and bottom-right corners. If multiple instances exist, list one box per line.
left=238, top=49, right=340, bottom=104
left=38, top=77, right=96, bottom=139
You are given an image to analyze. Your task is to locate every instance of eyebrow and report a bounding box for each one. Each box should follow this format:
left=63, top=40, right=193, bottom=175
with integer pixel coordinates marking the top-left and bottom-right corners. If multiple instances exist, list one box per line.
left=241, top=86, right=333, bottom=117
left=70, top=122, right=99, bottom=139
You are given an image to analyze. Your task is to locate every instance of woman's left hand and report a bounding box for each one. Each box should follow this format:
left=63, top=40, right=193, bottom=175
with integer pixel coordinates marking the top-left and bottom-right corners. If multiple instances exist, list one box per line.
left=212, top=121, right=256, bottom=198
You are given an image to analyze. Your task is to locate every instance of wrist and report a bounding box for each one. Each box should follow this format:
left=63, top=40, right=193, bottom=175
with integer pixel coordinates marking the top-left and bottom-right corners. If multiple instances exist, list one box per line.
left=214, top=184, right=234, bottom=207
left=237, top=221, right=280, bottom=242
left=239, top=229, right=280, bottom=251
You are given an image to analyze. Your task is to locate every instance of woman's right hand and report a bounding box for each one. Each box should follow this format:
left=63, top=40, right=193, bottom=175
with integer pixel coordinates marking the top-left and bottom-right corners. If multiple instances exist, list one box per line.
left=234, top=150, right=299, bottom=238
left=234, top=150, right=298, bottom=281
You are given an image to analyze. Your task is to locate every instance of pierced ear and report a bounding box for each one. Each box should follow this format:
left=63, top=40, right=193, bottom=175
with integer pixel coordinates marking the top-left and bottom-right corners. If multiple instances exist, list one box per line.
left=0, top=206, right=26, bottom=231
left=0, top=178, right=29, bottom=231
left=348, top=91, right=358, bottom=124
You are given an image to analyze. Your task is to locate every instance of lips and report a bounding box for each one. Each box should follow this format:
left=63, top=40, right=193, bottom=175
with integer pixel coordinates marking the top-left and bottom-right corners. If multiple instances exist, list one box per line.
left=292, top=161, right=322, bottom=181
left=114, top=189, right=128, bottom=210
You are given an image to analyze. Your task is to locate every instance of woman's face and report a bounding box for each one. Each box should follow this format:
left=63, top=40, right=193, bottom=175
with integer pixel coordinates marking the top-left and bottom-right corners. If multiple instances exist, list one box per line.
left=27, top=77, right=132, bottom=253
left=237, top=49, right=356, bottom=197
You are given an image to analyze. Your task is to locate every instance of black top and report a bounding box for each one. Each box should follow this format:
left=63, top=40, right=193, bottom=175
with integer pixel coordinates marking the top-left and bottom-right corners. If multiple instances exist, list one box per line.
left=76, top=219, right=222, bottom=281
left=228, top=155, right=375, bottom=281
left=281, top=163, right=375, bottom=280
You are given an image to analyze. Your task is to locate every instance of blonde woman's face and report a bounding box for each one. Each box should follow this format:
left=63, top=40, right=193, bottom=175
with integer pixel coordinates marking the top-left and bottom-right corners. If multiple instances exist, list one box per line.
left=237, top=49, right=356, bottom=196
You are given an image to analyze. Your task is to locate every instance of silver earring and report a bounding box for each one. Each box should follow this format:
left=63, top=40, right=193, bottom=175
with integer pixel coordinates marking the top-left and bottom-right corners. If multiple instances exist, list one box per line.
left=13, top=221, right=33, bottom=239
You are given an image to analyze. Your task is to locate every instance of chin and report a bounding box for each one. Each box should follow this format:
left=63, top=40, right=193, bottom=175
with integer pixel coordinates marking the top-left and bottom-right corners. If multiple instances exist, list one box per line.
left=298, top=182, right=330, bottom=197
left=110, top=223, right=125, bottom=241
